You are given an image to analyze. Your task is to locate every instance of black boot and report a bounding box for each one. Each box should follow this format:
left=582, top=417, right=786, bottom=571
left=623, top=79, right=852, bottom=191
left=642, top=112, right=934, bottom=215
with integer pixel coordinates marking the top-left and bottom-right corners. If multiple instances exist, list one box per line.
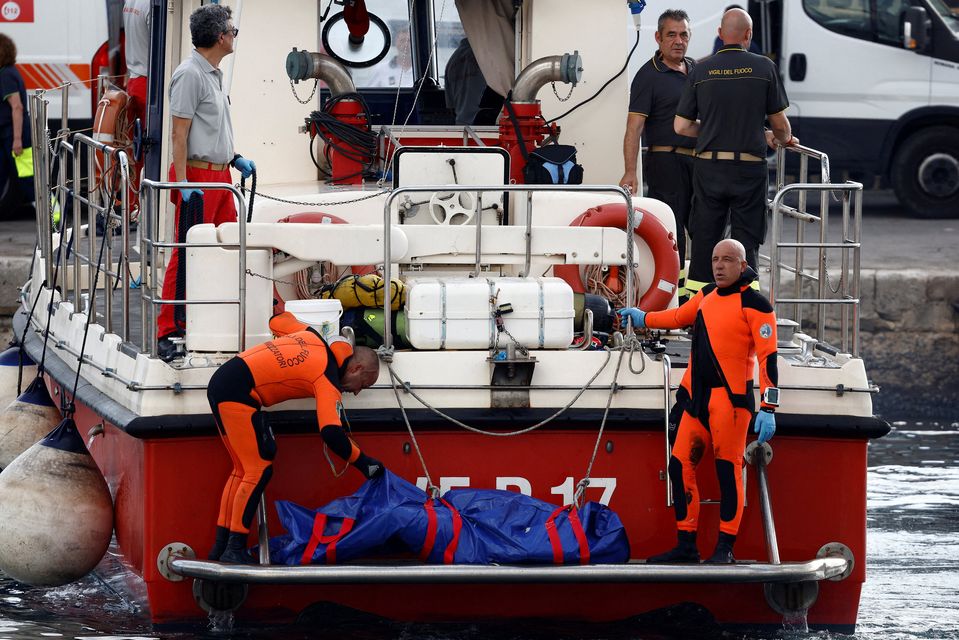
left=647, top=530, right=700, bottom=563
left=207, top=526, right=229, bottom=561
left=218, top=532, right=256, bottom=565
left=704, top=532, right=736, bottom=564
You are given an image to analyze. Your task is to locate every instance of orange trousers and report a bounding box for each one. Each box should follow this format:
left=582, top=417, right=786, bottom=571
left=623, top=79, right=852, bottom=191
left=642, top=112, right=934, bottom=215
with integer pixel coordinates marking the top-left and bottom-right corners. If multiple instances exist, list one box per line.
left=668, top=387, right=751, bottom=536
left=208, top=358, right=275, bottom=534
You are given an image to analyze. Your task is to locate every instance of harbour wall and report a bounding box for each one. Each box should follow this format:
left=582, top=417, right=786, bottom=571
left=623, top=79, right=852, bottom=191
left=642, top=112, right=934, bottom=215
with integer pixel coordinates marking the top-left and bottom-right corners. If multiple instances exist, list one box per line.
left=1, top=257, right=956, bottom=420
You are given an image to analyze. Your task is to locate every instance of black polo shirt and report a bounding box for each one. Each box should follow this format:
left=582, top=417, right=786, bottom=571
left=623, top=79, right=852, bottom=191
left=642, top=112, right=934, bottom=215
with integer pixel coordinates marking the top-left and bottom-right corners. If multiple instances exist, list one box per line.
left=628, top=53, right=696, bottom=149
left=676, top=45, right=789, bottom=157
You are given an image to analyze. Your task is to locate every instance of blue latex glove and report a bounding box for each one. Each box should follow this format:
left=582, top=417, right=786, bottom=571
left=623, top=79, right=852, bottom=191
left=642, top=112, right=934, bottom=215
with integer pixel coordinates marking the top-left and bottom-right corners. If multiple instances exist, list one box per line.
left=617, top=307, right=647, bottom=329
left=179, top=180, right=203, bottom=202
left=234, top=156, right=255, bottom=179
left=754, top=409, right=776, bottom=444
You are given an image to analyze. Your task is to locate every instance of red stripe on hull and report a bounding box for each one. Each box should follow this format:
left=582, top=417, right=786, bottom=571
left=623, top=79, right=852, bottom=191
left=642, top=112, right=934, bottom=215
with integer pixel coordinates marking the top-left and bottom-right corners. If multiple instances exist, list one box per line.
left=58, top=383, right=865, bottom=628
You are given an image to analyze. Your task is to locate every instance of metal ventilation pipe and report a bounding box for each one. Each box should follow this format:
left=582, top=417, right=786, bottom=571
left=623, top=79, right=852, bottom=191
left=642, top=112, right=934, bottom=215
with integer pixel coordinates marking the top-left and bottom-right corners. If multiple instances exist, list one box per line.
left=510, top=51, right=583, bottom=103
left=285, top=48, right=356, bottom=97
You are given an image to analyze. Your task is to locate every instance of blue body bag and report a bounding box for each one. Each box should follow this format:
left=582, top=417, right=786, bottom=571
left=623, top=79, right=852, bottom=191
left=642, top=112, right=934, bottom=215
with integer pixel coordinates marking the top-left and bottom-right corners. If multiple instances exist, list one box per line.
left=268, top=471, right=630, bottom=565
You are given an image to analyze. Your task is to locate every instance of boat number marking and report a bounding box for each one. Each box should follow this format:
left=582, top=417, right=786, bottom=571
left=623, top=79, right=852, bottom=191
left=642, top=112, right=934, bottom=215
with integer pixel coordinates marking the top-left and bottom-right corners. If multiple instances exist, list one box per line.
left=416, top=476, right=617, bottom=505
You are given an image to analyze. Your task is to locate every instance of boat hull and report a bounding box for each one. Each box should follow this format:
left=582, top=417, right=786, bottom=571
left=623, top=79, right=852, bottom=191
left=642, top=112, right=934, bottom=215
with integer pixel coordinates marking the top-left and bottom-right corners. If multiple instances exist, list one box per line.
left=60, top=384, right=866, bottom=630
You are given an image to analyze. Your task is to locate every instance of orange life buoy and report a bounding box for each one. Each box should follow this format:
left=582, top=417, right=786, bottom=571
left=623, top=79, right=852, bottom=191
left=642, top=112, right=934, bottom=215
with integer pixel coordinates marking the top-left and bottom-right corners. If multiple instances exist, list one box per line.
left=272, top=212, right=375, bottom=314
left=553, top=203, right=680, bottom=312
left=92, top=88, right=131, bottom=191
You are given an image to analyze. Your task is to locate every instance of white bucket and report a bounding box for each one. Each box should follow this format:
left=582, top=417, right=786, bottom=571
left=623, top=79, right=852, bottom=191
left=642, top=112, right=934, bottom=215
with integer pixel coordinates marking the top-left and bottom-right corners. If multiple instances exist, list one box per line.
left=285, top=299, right=343, bottom=342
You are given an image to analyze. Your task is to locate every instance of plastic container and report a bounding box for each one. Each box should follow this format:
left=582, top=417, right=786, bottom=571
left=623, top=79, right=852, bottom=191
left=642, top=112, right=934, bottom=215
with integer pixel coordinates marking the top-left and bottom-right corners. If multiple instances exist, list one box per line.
left=405, top=277, right=574, bottom=350
left=285, top=299, right=343, bottom=342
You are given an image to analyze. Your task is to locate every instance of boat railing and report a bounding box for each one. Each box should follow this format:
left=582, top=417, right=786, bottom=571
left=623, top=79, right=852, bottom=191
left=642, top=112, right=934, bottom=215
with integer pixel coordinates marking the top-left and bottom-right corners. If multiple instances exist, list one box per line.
left=766, top=145, right=863, bottom=357
left=29, top=88, right=250, bottom=359
left=30, top=92, right=139, bottom=345
left=139, top=179, right=250, bottom=357
left=380, top=184, right=636, bottom=351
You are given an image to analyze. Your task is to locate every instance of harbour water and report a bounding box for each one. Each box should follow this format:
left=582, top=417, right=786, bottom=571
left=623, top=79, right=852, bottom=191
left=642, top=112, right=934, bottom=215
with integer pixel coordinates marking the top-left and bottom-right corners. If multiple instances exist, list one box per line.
left=0, top=421, right=956, bottom=639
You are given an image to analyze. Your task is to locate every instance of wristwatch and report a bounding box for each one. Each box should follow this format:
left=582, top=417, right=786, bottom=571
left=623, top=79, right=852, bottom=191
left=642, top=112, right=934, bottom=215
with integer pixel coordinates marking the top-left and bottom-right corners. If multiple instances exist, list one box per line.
left=762, top=387, right=780, bottom=408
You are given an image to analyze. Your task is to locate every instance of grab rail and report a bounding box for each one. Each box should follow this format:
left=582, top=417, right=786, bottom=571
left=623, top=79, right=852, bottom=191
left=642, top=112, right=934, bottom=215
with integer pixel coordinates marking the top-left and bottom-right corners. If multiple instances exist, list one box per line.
left=140, top=179, right=250, bottom=357
left=767, top=145, right=863, bottom=357
left=380, top=184, right=635, bottom=351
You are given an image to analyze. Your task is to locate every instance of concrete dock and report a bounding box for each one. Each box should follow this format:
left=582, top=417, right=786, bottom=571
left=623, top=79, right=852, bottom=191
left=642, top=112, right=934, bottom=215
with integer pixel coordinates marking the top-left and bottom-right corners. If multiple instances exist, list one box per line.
left=1, top=189, right=956, bottom=419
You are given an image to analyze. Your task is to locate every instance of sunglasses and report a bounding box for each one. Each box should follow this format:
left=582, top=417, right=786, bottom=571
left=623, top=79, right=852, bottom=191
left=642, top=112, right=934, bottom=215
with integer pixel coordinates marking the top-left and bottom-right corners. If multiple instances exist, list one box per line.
left=223, top=27, right=239, bottom=37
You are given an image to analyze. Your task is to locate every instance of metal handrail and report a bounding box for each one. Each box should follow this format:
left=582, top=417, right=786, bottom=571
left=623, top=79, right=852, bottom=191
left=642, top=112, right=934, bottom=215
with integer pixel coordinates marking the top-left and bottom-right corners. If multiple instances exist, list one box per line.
left=380, top=184, right=635, bottom=351
left=768, top=182, right=863, bottom=357
left=767, top=144, right=863, bottom=357
left=168, top=554, right=852, bottom=584
left=140, top=179, right=249, bottom=357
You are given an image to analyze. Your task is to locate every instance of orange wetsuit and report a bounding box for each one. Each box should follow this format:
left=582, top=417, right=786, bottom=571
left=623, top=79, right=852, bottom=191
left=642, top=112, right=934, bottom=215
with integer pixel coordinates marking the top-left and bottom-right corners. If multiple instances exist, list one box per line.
left=207, top=312, right=365, bottom=535
left=645, top=269, right=778, bottom=536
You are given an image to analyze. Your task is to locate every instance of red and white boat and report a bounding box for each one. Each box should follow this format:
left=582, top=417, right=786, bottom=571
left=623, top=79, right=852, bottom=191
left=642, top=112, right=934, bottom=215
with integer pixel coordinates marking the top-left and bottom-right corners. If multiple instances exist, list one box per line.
left=12, top=0, right=887, bottom=633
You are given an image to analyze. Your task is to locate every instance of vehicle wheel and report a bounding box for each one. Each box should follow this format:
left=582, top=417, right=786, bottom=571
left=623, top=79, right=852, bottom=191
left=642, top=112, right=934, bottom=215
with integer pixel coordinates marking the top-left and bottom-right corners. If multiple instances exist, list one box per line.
left=891, top=126, right=959, bottom=219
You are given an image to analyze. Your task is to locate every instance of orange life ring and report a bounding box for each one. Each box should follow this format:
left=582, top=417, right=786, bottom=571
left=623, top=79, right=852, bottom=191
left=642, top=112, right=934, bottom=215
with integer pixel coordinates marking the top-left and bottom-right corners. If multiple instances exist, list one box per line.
left=272, top=212, right=375, bottom=314
left=92, top=88, right=130, bottom=190
left=553, top=203, right=680, bottom=311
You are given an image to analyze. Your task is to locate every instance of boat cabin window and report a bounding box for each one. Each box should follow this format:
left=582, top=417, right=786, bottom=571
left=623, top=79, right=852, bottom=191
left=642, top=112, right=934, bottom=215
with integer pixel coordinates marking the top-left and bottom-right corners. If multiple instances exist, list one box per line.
left=351, top=24, right=415, bottom=89
left=432, top=0, right=467, bottom=89
left=323, top=0, right=507, bottom=126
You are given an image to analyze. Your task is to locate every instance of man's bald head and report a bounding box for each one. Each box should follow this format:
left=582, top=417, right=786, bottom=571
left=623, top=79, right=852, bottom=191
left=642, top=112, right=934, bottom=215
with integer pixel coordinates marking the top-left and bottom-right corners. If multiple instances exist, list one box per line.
left=340, top=346, right=380, bottom=395
left=712, top=239, right=748, bottom=287
left=715, top=238, right=747, bottom=261
left=719, top=7, right=753, bottom=47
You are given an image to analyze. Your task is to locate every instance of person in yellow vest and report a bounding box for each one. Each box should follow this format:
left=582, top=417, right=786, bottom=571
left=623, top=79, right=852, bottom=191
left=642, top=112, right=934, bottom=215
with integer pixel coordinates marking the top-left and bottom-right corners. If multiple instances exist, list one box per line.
left=0, top=33, right=35, bottom=214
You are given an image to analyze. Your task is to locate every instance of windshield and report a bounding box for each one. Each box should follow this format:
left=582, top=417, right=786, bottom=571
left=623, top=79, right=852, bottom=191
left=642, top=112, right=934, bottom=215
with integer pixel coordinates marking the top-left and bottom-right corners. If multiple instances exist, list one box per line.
left=927, top=0, right=959, bottom=36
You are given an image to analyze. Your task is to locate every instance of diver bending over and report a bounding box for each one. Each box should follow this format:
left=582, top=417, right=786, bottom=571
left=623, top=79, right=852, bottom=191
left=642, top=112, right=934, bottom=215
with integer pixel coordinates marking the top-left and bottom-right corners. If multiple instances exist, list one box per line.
left=207, top=311, right=384, bottom=564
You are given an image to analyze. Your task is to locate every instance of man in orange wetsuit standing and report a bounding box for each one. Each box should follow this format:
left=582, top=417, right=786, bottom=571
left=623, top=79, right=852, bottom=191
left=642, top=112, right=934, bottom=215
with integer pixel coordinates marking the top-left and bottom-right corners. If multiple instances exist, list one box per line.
left=618, top=239, right=779, bottom=563
left=207, top=311, right=384, bottom=564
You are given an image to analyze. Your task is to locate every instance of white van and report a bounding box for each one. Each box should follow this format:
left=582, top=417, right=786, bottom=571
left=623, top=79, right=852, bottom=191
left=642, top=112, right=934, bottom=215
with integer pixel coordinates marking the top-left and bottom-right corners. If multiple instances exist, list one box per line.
left=780, top=0, right=959, bottom=219
left=631, top=1, right=958, bottom=218
left=1, top=0, right=109, bottom=128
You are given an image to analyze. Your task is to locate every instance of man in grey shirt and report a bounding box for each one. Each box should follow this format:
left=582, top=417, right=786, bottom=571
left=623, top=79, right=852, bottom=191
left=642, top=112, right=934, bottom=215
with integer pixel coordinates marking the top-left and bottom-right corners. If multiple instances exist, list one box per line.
left=157, top=4, right=255, bottom=361
left=123, top=0, right=150, bottom=128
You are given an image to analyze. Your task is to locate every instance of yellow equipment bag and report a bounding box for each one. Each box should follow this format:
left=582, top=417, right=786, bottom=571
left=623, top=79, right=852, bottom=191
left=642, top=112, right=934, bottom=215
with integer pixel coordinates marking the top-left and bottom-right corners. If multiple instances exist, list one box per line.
left=12, top=147, right=33, bottom=179
left=321, top=274, right=406, bottom=311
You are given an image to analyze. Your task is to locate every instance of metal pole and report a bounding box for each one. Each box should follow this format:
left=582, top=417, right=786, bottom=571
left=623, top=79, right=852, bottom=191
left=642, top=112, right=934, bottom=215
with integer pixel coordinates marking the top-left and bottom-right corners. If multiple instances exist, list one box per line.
left=840, top=191, right=851, bottom=353
left=817, top=187, right=828, bottom=341
left=147, top=179, right=157, bottom=355
left=474, top=190, right=482, bottom=277
left=523, top=190, right=533, bottom=277
left=60, top=84, right=69, bottom=135
left=256, top=496, right=271, bottom=565
left=662, top=354, right=673, bottom=507
left=852, top=189, right=862, bottom=357
left=120, top=151, right=131, bottom=341
left=769, top=189, right=782, bottom=309
left=87, top=141, right=97, bottom=321
left=795, top=152, right=808, bottom=322
left=37, top=96, right=52, bottom=283
left=382, top=192, right=393, bottom=350
left=103, top=149, right=115, bottom=333
left=73, top=135, right=82, bottom=310
left=238, top=185, right=247, bottom=352
left=141, top=178, right=151, bottom=353
left=625, top=192, right=636, bottom=308
left=755, top=451, right=781, bottom=564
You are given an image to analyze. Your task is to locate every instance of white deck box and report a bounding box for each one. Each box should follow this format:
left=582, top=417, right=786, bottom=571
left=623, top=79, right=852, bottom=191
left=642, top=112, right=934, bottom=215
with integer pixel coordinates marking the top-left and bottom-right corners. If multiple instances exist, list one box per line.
left=404, top=277, right=575, bottom=350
